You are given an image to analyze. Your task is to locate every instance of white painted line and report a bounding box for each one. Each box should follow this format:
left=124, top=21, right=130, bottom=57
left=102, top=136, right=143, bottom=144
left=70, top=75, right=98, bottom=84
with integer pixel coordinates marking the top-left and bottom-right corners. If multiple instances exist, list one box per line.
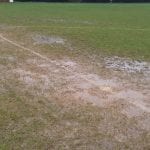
left=0, top=34, right=49, bottom=61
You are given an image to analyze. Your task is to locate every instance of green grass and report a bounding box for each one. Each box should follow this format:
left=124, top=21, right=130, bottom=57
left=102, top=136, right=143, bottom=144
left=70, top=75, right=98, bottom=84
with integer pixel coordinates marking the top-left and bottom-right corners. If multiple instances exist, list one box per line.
left=0, top=3, right=150, bottom=60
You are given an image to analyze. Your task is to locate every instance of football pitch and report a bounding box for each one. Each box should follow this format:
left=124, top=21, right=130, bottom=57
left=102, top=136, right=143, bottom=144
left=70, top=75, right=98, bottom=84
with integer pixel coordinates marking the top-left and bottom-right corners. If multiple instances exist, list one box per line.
left=0, top=3, right=150, bottom=149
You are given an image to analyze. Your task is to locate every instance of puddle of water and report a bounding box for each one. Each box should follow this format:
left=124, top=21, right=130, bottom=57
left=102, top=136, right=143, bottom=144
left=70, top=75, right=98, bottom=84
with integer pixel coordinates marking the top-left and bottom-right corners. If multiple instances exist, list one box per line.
left=33, top=35, right=65, bottom=45
left=104, top=56, right=150, bottom=74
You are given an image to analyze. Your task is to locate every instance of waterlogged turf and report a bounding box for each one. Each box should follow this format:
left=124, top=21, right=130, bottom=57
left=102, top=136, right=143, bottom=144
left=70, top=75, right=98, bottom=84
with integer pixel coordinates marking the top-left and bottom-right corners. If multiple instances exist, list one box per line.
left=0, top=3, right=150, bottom=60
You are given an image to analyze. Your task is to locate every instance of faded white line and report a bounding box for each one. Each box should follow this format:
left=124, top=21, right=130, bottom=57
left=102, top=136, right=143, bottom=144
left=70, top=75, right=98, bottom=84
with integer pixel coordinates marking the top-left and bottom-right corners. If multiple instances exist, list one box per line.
left=0, top=34, right=50, bottom=61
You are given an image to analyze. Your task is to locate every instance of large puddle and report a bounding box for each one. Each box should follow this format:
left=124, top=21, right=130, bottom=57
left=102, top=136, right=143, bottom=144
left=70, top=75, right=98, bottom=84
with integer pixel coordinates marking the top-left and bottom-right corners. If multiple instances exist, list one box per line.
left=32, top=35, right=65, bottom=45
left=104, top=56, right=150, bottom=75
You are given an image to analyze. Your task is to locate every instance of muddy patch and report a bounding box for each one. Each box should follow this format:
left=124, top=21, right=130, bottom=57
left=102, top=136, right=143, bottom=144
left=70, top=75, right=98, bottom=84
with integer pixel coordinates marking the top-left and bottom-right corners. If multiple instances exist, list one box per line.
left=104, top=56, right=150, bottom=75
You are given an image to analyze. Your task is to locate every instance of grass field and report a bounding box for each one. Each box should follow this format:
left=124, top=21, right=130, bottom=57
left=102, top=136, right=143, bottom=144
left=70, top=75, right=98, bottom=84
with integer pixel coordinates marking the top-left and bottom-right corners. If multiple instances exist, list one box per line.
left=0, top=3, right=150, bottom=60
left=0, top=3, right=150, bottom=150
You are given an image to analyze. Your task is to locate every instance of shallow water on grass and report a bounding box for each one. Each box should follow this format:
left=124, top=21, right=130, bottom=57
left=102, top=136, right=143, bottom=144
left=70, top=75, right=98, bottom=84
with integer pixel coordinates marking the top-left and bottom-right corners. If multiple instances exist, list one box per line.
left=32, top=35, right=65, bottom=45
left=104, top=56, right=150, bottom=75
